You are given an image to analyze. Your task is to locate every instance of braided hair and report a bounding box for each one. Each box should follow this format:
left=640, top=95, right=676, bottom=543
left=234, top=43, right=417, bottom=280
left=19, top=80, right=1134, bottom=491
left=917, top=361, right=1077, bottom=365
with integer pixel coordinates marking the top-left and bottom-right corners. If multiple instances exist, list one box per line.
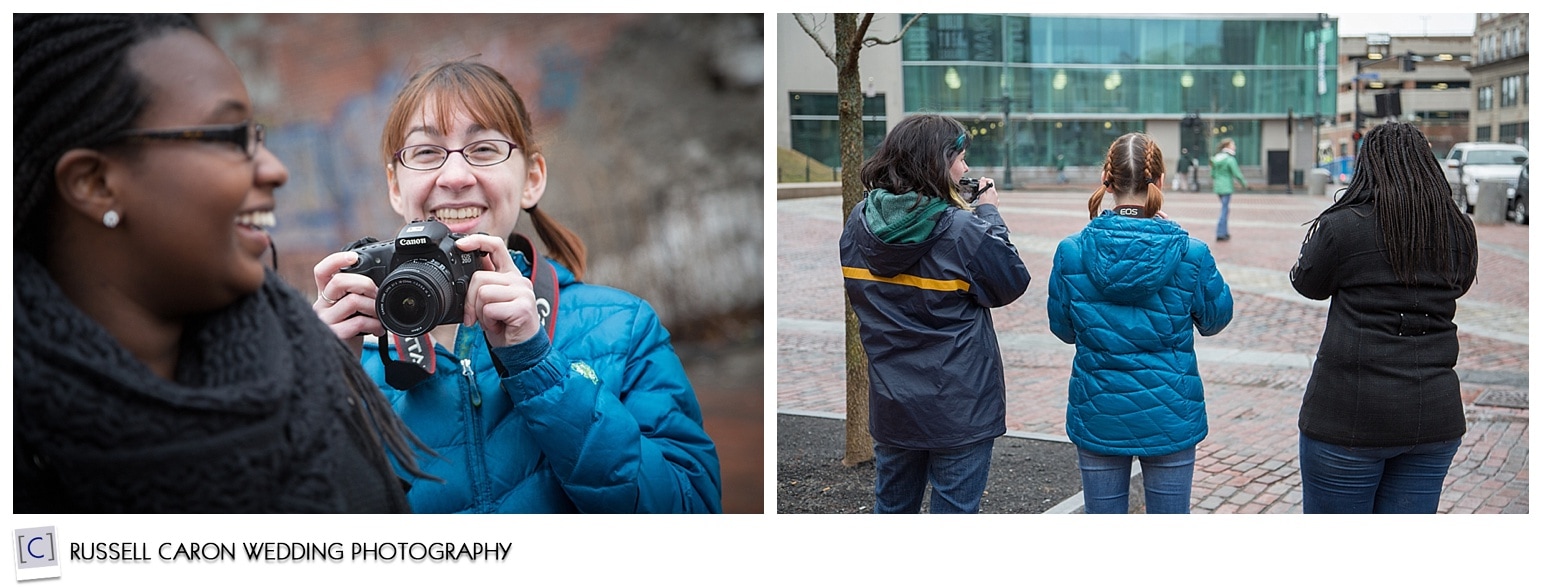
left=1088, top=132, right=1166, bottom=219
left=13, top=14, right=437, bottom=483
left=1314, top=121, right=1477, bottom=287
left=13, top=14, right=199, bottom=251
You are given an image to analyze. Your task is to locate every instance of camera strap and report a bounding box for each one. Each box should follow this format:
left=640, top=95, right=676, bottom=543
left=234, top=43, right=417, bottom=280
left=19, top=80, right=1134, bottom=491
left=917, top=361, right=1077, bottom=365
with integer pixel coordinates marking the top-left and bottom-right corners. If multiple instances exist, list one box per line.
left=509, top=233, right=560, bottom=342
left=379, top=234, right=559, bottom=391
left=382, top=332, right=436, bottom=390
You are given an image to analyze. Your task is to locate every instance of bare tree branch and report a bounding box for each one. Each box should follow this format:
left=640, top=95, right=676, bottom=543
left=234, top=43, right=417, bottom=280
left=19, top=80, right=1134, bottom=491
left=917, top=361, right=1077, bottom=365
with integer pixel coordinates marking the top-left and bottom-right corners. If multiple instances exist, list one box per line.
left=863, top=13, right=924, bottom=47
left=793, top=13, right=836, bottom=64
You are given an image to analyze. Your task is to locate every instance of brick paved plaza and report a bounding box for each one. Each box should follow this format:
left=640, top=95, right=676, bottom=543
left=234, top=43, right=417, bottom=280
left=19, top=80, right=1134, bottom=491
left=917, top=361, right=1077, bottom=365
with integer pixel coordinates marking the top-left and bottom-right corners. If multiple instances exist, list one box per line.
left=777, top=186, right=1529, bottom=514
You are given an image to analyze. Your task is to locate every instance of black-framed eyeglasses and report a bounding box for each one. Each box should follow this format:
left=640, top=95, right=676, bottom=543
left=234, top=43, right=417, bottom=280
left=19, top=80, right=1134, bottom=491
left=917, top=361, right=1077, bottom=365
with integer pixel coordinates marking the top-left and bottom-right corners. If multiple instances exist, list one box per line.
left=394, top=139, right=519, bottom=171
left=112, top=120, right=265, bottom=159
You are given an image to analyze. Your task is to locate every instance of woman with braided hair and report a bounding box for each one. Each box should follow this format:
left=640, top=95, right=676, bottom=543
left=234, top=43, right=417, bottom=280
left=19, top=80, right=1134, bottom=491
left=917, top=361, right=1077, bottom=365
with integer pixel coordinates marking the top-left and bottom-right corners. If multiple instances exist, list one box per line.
left=1290, top=121, right=1478, bottom=514
left=1047, top=132, right=1233, bottom=513
left=12, top=14, right=428, bottom=512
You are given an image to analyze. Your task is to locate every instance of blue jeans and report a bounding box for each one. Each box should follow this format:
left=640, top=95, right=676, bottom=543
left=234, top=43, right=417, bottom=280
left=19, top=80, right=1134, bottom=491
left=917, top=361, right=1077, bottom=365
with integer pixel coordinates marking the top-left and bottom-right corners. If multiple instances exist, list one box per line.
left=1077, top=446, right=1196, bottom=514
left=873, top=438, right=994, bottom=514
left=1216, top=193, right=1232, bottom=238
left=1299, top=434, right=1461, bottom=514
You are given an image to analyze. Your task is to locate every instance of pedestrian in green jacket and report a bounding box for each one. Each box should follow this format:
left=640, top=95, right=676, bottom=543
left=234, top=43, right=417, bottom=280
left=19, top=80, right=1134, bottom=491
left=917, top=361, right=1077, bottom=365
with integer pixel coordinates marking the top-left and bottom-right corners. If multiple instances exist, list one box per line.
left=1210, top=139, right=1247, bottom=241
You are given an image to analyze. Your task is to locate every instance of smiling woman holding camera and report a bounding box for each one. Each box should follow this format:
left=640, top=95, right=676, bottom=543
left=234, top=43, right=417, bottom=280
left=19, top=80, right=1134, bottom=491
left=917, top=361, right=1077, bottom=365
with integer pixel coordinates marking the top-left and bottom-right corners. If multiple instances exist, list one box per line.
left=310, top=60, right=721, bottom=513
left=12, top=14, right=425, bottom=513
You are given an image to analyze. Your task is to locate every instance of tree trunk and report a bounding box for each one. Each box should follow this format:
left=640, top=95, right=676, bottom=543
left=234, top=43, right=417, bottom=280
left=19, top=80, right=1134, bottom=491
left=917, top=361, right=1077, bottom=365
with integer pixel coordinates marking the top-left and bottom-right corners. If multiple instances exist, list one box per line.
left=835, top=14, right=874, bottom=467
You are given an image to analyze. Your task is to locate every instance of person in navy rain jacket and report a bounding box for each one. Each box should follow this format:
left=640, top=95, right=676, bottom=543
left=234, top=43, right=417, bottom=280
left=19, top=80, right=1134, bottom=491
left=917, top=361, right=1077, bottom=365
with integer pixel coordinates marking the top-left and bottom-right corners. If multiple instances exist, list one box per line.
left=1047, top=132, right=1232, bottom=514
left=312, top=60, right=720, bottom=513
left=839, top=114, right=1031, bottom=514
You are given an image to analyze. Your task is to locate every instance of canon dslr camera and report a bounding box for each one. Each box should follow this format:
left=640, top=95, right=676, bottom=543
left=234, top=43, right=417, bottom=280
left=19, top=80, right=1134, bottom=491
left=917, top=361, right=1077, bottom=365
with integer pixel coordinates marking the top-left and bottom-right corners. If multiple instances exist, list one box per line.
left=340, top=219, right=486, bottom=337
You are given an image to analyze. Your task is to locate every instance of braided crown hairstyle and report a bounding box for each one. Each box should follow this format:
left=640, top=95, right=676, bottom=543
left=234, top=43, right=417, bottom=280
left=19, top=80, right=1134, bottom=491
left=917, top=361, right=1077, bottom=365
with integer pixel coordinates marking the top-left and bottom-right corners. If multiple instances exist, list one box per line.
left=860, top=114, right=974, bottom=210
left=1088, top=132, right=1166, bottom=219
left=1315, top=121, right=1477, bottom=287
left=13, top=13, right=199, bottom=252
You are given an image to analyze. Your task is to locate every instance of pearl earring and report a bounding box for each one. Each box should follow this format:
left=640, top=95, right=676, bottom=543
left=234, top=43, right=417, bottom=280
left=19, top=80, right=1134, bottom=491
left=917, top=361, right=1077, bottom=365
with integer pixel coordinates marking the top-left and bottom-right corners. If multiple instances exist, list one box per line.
left=102, top=210, right=120, bottom=228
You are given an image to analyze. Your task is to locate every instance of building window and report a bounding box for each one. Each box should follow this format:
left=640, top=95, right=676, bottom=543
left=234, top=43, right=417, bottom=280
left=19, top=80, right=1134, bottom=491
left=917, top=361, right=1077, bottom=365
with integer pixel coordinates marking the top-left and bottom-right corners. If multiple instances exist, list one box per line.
left=788, top=92, right=888, bottom=171
left=1500, top=75, right=1520, bottom=108
left=1499, top=123, right=1520, bottom=144
left=1476, top=126, right=1491, bottom=142
left=1478, top=86, right=1494, bottom=110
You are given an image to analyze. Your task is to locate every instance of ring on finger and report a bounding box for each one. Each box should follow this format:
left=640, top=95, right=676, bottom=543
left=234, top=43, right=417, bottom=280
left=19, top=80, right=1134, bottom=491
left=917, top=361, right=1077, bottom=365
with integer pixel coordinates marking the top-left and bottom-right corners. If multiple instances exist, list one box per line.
left=319, top=291, right=339, bottom=304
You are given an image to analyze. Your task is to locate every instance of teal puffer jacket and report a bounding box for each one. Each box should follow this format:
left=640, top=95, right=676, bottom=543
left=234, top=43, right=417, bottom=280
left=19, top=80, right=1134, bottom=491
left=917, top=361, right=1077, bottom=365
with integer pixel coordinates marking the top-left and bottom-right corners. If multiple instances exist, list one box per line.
left=363, top=253, right=721, bottom=513
left=1047, top=212, right=1233, bottom=456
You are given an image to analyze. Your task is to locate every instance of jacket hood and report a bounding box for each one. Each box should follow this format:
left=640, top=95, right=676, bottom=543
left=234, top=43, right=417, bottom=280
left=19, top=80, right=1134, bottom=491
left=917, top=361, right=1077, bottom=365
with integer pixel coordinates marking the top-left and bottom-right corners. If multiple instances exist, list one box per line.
left=1077, top=211, right=1190, bottom=303
left=855, top=189, right=953, bottom=276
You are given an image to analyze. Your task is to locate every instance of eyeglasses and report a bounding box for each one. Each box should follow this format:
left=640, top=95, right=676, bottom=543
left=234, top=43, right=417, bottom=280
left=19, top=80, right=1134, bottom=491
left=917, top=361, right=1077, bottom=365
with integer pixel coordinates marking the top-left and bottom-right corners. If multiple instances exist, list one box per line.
left=394, top=139, right=519, bottom=171
left=112, top=120, right=266, bottom=159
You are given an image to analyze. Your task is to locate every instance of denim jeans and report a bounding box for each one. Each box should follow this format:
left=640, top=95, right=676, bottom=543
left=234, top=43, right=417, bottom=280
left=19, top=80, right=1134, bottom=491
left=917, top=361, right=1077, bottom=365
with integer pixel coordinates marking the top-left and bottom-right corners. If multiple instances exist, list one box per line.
left=1216, top=193, right=1232, bottom=238
left=1299, top=434, right=1461, bottom=514
left=1077, top=446, right=1196, bottom=514
left=873, top=438, right=994, bottom=514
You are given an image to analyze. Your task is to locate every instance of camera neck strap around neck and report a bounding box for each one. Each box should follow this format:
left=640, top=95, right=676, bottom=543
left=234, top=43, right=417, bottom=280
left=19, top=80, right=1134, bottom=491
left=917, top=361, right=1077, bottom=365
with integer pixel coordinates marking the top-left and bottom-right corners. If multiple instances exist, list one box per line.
left=380, top=233, right=560, bottom=391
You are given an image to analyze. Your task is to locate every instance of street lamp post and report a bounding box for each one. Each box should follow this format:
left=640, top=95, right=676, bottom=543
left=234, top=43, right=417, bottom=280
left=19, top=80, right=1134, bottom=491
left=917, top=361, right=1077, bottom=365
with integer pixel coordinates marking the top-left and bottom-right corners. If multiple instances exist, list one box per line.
left=982, top=94, right=1027, bottom=190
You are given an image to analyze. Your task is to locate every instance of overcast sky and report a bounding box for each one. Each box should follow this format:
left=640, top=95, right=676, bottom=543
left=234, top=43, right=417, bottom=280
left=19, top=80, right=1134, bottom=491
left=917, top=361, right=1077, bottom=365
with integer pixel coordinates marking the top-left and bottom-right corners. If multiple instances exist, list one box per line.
left=1331, top=13, right=1476, bottom=37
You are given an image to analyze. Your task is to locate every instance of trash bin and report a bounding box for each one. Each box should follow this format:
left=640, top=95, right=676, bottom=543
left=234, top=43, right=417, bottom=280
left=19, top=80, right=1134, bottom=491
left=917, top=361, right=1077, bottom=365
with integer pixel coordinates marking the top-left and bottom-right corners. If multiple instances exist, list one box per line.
left=1307, top=168, right=1330, bottom=196
left=1474, top=179, right=1508, bottom=225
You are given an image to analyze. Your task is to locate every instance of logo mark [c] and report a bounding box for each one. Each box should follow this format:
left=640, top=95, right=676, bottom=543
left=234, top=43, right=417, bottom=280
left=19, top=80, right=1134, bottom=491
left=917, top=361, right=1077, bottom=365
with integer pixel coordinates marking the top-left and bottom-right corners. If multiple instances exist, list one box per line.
left=13, top=526, right=61, bottom=581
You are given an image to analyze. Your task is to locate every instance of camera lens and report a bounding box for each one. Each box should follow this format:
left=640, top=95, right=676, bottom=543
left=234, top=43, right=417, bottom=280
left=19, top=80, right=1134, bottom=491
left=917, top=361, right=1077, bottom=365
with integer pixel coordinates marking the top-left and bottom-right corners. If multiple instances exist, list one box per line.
left=376, top=260, right=456, bottom=337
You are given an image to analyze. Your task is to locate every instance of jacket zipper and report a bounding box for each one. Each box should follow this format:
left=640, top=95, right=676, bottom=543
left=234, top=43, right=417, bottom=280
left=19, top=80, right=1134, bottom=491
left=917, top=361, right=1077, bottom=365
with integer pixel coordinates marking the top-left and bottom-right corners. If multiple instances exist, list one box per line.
left=455, top=330, right=491, bottom=511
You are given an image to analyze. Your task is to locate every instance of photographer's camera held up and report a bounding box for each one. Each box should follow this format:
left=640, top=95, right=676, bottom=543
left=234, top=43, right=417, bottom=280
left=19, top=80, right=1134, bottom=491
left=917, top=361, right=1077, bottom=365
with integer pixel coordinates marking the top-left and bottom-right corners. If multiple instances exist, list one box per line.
left=311, top=60, right=721, bottom=513
left=839, top=114, right=1030, bottom=514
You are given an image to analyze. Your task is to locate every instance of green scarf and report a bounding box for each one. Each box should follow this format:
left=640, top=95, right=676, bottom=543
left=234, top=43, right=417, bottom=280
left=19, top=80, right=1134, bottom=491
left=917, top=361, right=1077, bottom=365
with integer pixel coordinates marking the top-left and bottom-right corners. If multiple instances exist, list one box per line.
left=864, top=189, right=950, bottom=244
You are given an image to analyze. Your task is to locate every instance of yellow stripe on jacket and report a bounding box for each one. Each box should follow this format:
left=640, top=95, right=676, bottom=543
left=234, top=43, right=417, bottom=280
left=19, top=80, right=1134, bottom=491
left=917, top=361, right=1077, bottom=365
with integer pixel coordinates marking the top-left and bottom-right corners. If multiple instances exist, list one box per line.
left=842, top=266, right=971, bottom=293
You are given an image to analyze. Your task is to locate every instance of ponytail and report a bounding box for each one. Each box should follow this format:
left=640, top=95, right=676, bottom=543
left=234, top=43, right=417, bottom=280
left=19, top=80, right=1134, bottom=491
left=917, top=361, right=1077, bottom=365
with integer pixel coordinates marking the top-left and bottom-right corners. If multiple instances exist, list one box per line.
left=522, top=206, right=588, bottom=280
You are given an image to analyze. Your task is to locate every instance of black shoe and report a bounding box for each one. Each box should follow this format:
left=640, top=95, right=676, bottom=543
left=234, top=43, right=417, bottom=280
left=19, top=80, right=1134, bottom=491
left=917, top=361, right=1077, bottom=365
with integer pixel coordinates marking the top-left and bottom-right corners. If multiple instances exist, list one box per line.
left=1216, top=235, right=1231, bottom=241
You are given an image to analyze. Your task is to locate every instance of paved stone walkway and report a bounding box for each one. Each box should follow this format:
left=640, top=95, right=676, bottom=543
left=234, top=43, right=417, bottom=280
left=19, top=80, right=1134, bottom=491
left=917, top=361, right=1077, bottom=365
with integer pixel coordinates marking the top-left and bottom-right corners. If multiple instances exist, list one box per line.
left=777, top=188, right=1528, bottom=514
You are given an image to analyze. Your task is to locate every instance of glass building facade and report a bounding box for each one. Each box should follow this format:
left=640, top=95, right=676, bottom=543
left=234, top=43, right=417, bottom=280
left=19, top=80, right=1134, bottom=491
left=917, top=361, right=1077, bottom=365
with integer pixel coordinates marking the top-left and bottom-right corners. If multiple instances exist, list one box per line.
left=788, top=92, right=888, bottom=173
left=898, top=14, right=1338, bottom=168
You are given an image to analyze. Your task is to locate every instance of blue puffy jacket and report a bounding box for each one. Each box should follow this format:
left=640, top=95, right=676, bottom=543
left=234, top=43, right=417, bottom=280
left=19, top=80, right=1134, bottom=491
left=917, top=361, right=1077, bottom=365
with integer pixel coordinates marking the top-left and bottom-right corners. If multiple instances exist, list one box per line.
left=363, top=252, right=721, bottom=513
left=1047, top=211, right=1233, bottom=456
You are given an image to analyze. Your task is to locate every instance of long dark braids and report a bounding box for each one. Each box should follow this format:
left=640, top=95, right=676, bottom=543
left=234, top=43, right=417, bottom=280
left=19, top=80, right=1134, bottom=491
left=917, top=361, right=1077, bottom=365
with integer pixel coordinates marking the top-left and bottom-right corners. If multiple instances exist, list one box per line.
left=1313, top=121, right=1477, bottom=287
left=13, top=13, right=199, bottom=251
left=14, top=13, right=436, bottom=482
left=1088, top=133, right=1166, bottom=219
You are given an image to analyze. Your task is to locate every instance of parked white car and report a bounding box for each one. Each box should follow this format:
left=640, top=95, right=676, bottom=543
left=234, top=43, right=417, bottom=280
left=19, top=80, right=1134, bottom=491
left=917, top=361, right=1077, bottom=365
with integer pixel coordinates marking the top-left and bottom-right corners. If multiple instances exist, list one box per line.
left=1444, top=142, right=1528, bottom=213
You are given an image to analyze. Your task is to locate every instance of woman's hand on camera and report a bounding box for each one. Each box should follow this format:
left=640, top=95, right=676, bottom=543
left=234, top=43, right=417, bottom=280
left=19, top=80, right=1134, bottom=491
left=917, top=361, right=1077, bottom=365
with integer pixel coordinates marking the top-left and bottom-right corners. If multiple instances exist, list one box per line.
left=974, top=177, right=1000, bottom=206
left=313, top=251, right=385, bottom=355
left=455, top=234, right=543, bottom=349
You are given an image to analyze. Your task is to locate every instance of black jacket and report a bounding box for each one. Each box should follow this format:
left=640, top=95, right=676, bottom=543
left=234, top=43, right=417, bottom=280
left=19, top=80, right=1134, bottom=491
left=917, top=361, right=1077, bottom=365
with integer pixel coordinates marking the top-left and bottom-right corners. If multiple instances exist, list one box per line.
left=1290, top=203, right=1477, bottom=447
left=839, top=192, right=1030, bottom=450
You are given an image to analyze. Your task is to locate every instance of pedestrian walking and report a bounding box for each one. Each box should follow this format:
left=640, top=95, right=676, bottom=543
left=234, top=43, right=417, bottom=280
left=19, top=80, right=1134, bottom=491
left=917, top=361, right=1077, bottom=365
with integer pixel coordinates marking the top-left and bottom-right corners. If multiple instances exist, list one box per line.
left=1175, top=148, right=1193, bottom=191
left=1047, top=132, right=1234, bottom=514
left=1210, top=139, right=1248, bottom=241
left=1290, top=121, right=1478, bottom=514
left=1056, top=153, right=1068, bottom=184
left=839, top=114, right=1032, bottom=514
